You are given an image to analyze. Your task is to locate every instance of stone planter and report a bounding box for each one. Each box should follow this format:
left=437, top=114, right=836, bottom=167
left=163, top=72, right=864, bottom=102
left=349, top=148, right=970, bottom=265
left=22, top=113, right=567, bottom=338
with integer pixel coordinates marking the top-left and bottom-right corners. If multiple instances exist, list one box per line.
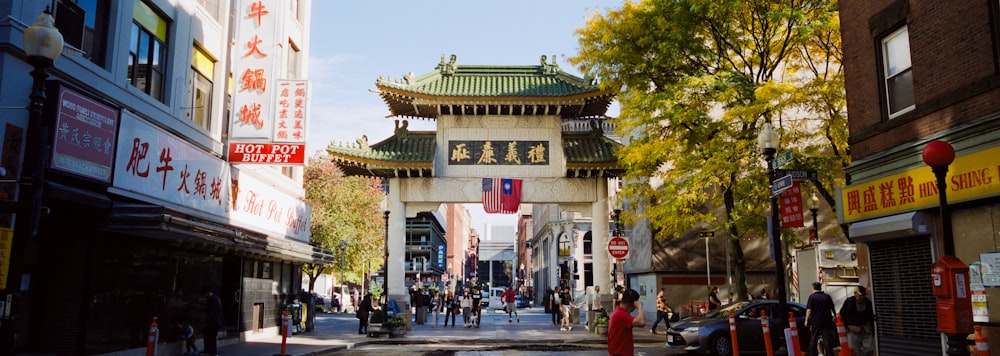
left=595, top=324, right=608, bottom=335
left=388, top=326, right=404, bottom=338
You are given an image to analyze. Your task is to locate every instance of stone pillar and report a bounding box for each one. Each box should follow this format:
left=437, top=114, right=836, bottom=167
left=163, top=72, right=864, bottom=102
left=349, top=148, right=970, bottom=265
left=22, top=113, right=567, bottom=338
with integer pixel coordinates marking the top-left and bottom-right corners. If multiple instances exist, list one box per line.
left=592, top=179, right=610, bottom=306
left=387, top=178, right=407, bottom=307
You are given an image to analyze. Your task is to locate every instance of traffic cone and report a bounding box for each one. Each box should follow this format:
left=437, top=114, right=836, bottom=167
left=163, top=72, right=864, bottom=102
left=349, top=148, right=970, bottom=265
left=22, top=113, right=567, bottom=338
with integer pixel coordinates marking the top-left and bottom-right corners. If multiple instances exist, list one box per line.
left=761, top=310, right=774, bottom=356
left=274, top=309, right=291, bottom=356
left=730, top=313, right=740, bottom=356
left=836, top=314, right=850, bottom=356
left=974, top=325, right=990, bottom=356
left=145, top=317, right=158, bottom=356
left=788, top=312, right=801, bottom=356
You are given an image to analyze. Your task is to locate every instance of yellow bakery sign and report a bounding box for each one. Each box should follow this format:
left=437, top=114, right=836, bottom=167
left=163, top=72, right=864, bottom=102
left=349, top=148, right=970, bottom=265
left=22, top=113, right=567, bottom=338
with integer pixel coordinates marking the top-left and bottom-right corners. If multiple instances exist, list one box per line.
left=839, top=145, right=1000, bottom=223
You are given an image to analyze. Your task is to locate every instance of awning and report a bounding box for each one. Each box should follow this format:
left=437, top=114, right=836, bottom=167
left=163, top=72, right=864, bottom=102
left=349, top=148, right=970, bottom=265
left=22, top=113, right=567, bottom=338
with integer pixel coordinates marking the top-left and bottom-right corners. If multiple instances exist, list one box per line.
left=849, top=211, right=934, bottom=243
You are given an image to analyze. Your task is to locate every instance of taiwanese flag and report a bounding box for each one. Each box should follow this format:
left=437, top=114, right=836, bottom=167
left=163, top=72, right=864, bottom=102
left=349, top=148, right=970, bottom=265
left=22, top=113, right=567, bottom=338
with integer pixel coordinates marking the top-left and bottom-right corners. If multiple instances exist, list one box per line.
left=500, top=178, right=522, bottom=214
left=482, top=178, right=522, bottom=214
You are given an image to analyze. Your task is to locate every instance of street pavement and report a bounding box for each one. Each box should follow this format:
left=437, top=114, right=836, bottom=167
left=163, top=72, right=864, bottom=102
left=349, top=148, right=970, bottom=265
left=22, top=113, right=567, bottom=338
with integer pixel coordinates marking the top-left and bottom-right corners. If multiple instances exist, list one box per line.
left=217, top=307, right=680, bottom=355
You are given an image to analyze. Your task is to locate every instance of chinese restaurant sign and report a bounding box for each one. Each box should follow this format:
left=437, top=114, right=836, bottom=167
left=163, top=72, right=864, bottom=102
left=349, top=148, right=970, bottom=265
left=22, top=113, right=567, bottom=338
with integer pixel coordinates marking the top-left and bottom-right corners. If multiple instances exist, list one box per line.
left=51, top=86, right=119, bottom=183
left=448, top=140, right=549, bottom=165
left=113, top=112, right=230, bottom=218
left=227, top=0, right=308, bottom=165
left=838, top=145, right=1000, bottom=223
left=229, top=167, right=310, bottom=242
left=230, top=0, right=280, bottom=140
left=0, top=228, right=11, bottom=289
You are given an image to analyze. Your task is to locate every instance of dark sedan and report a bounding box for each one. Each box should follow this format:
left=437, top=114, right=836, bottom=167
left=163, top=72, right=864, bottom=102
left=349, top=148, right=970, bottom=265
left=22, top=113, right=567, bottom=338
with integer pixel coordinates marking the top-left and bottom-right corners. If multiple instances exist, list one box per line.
left=665, top=300, right=813, bottom=356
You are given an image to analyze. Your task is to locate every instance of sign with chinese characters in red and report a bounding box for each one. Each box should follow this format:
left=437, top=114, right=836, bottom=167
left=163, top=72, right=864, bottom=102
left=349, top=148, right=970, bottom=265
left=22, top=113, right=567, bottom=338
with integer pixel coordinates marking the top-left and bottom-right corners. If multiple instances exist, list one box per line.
left=227, top=143, right=305, bottom=164
left=230, top=0, right=281, bottom=140
left=51, top=86, right=119, bottom=183
left=229, top=167, right=310, bottom=242
left=780, top=181, right=804, bottom=228
left=113, top=112, right=230, bottom=218
left=838, top=144, right=1000, bottom=223
left=273, top=80, right=307, bottom=143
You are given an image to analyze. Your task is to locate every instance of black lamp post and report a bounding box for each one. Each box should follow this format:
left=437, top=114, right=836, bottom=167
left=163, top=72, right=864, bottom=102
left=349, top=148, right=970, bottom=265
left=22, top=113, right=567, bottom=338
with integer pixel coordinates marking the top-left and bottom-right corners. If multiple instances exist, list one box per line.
left=611, top=195, right=623, bottom=299
left=757, top=123, right=788, bottom=326
left=1, top=9, right=63, bottom=350
left=380, top=196, right=390, bottom=314
left=809, top=192, right=820, bottom=245
left=338, top=240, right=347, bottom=312
left=922, top=140, right=970, bottom=356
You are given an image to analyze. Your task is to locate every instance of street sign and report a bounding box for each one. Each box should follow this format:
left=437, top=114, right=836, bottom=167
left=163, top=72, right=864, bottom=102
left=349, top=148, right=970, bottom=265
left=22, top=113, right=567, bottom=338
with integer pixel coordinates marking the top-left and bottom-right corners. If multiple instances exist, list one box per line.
left=698, top=231, right=715, bottom=238
left=771, top=150, right=794, bottom=170
left=608, top=236, right=630, bottom=259
left=775, top=169, right=818, bottom=180
left=771, top=174, right=794, bottom=196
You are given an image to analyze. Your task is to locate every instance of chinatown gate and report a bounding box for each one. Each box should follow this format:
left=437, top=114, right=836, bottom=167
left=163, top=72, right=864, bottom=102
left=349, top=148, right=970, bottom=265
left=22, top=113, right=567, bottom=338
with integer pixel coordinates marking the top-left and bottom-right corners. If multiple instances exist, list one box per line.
left=327, top=55, right=622, bottom=320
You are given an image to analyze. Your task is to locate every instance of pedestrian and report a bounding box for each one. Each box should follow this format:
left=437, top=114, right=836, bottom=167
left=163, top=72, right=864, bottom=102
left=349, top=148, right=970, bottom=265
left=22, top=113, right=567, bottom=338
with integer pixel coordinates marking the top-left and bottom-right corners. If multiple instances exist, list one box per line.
left=839, top=286, right=876, bottom=356
left=356, top=292, right=375, bottom=334
left=461, top=289, right=472, bottom=327
left=414, top=287, right=427, bottom=325
left=430, top=290, right=441, bottom=328
left=201, top=288, right=224, bottom=356
left=470, top=286, right=482, bottom=328
left=177, top=318, right=197, bottom=355
left=805, top=282, right=837, bottom=356
left=332, top=294, right=341, bottom=314
left=708, top=286, right=722, bottom=311
left=444, top=291, right=458, bottom=327
left=550, top=287, right=562, bottom=326
left=608, top=289, right=646, bottom=356
left=560, top=287, right=577, bottom=331
left=591, top=285, right=603, bottom=313
left=501, top=286, right=519, bottom=322
left=650, top=288, right=672, bottom=334
left=757, top=287, right=770, bottom=300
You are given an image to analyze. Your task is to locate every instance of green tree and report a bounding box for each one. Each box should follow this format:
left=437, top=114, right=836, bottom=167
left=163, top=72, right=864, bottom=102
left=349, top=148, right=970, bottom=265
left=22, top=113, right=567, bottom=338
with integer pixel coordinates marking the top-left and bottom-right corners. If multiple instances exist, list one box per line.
left=571, top=0, right=848, bottom=300
left=303, top=155, right=386, bottom=293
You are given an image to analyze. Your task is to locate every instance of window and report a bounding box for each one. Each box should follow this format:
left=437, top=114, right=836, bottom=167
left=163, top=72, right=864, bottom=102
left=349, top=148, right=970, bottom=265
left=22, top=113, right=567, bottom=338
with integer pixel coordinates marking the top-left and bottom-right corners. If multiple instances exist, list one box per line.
left=128, top=1, right=168, bottom=102
left=558, top=234, right=571, bottom=257
left=189, top=45, right=215, bottom=130
left=290, top=0, right=301, bottom=22
left=287, top=41, right=300, bottom=79
left=54, top=0, right=110, bottom=67
left=882, top=27, right=914, bottom=118
left=583, top=231, right=592, bottom=254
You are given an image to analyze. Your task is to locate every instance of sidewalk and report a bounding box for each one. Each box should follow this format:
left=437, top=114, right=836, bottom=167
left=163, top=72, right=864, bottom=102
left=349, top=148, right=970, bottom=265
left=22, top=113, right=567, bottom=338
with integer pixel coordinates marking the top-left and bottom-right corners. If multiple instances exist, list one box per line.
left=217, top=308, right=666, bottom=355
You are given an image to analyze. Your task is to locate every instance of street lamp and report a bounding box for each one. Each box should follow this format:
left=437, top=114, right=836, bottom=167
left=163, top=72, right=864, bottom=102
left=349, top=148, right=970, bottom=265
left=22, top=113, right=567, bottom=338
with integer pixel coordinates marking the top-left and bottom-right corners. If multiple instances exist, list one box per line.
left=2, top=8, right=64, bottom=351
left=922, top=140, right=970, bottom=356
left=808, top=191, right=820, bottom=245
left=611, top=195, right=623, bottom=299
left=757, top=123, right=788, bottom=326
left=338, top=240, right=347, bottom=313
left=379, top=195, right=390, bottom=314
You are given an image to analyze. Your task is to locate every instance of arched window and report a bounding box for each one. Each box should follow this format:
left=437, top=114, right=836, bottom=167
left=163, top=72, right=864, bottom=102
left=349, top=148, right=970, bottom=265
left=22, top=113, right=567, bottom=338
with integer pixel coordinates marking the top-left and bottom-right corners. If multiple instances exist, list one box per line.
left=558, top=234, right=571, bottom=257
left=583, top=231, right=592, bottom=254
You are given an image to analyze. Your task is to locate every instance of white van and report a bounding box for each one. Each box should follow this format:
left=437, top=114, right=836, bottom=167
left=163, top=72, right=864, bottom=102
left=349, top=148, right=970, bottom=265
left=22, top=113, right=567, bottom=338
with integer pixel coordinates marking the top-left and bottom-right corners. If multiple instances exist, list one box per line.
left=488, top=287, right=506, bottom=310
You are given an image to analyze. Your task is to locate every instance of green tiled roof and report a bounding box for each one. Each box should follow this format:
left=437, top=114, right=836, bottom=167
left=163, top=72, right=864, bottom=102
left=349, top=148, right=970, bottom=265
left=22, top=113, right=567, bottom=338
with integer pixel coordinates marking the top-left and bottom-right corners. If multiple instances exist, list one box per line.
left=376, top=55, right=615, bottom=119
left=327, top=129, right=623, bottom=178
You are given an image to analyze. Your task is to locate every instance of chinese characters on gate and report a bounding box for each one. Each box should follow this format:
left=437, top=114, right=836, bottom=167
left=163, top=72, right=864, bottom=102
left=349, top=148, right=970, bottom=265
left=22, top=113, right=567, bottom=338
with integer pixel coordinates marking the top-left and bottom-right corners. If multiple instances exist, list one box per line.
left=448, top=140, right=549, bottom=165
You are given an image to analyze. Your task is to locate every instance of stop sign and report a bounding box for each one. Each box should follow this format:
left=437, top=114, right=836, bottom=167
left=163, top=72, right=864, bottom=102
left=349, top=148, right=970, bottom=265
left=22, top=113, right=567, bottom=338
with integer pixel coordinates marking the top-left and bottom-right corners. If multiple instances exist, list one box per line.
left=608, top=236, right=629, bottom=259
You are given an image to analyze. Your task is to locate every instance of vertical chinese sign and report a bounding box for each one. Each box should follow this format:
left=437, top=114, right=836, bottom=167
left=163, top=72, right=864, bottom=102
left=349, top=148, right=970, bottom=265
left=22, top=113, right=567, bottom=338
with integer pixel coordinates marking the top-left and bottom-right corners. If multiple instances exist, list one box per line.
left=227, top=0, right=307, bottom=165
left=780, top=181, right=804, bottom=227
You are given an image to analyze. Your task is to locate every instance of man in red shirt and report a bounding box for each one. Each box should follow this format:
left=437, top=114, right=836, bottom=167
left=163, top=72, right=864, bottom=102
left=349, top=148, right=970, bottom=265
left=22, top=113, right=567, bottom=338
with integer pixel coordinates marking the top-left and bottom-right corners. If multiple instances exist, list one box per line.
left=501, top=286, right=519, bottom=322
left=608, top=289, right=646, bottom=356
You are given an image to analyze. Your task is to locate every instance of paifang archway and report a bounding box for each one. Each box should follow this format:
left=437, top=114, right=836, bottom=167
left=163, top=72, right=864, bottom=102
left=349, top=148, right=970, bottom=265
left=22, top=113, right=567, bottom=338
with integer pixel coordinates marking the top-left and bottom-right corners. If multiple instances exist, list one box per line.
left=326, top=54, right=622, bottom=317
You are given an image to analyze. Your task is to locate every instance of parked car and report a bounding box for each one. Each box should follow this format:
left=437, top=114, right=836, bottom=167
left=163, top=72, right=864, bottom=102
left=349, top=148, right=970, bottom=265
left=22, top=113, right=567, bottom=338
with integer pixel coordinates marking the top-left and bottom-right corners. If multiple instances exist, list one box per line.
left=665, top=300, right=813, bottom=356
left=515, top=295, right=530, bottom=308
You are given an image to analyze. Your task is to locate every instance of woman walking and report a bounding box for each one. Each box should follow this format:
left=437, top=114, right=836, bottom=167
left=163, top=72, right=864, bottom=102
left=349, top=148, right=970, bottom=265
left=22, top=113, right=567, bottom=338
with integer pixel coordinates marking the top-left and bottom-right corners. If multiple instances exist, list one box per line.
left=356, top=293, right=374, bottom=334
left=443, top=291, right=458, bottom=327
left=461, top=289, right=472, bottom=327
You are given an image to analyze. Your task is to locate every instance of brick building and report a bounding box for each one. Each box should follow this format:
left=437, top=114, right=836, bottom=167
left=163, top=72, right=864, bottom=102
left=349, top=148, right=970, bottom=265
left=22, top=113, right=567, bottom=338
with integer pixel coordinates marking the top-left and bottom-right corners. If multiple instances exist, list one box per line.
left=838, top=0, right=1000, bottom=354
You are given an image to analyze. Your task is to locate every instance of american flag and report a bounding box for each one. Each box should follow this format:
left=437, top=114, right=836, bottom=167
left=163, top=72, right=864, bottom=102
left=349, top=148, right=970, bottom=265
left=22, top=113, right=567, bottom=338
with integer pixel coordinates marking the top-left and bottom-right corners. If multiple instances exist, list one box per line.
left=482, top=178, right=502, bottom=213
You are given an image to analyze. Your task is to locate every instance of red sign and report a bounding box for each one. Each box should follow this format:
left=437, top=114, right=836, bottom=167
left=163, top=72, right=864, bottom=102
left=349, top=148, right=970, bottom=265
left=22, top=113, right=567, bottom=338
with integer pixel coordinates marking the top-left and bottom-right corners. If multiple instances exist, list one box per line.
left=228, top=142, right=305, bottom=164
left=780, top=181, right=805, bottom=227
left=608, top=236, right=629, bottom=259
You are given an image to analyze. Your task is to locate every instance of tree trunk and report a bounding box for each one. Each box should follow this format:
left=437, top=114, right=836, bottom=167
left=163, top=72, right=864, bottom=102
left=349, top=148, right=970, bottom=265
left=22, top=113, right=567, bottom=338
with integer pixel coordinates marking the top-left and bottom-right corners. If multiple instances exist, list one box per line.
left=724, top=180, right=748, bottom=302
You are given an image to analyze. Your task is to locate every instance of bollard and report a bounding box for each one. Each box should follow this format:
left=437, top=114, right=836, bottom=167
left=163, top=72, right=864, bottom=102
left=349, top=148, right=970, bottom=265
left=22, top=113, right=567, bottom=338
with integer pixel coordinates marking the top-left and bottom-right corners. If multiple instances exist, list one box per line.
left=974, top=325, right=990, bottom=356
left=836, top=314, right=850, bottom=356
left=145, top=317, right=158, bottom=356
left=274, top=309, right=291, bottom=356
left=761, top=310, right=773, bottom=356
left=788, top=312, right=801, bottom=356
left=730, top=313, right=740, bottom=356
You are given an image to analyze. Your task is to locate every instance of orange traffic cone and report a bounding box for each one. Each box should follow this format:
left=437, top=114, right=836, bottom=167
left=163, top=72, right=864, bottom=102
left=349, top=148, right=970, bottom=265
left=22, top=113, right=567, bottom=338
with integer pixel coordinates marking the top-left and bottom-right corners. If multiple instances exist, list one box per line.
left=145, top=317, right=158, bottom=356
left=730, top=313, right=740, bottom=356
left=974, top=325, right=990, bottom=356
left=761, top=310, right=774, bottom=356
left=788, top=312, right=801, bottom=356
left=836, top=314, right=850, bottom=356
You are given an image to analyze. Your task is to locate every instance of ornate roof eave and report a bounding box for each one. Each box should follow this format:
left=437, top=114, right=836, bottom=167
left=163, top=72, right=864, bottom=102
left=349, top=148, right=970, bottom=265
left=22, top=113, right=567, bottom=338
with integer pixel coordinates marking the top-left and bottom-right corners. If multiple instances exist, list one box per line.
left=327, top=155, right=434, bottom=178
left=565, top=164, right=624, bottom=178
left=377, top=88, right=616, bottom=120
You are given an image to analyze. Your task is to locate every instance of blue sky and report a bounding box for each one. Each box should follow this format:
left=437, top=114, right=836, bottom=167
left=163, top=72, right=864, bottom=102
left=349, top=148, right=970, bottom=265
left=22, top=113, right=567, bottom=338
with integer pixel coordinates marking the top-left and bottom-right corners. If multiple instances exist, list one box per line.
left=306, top=1, right=623, bottom=228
